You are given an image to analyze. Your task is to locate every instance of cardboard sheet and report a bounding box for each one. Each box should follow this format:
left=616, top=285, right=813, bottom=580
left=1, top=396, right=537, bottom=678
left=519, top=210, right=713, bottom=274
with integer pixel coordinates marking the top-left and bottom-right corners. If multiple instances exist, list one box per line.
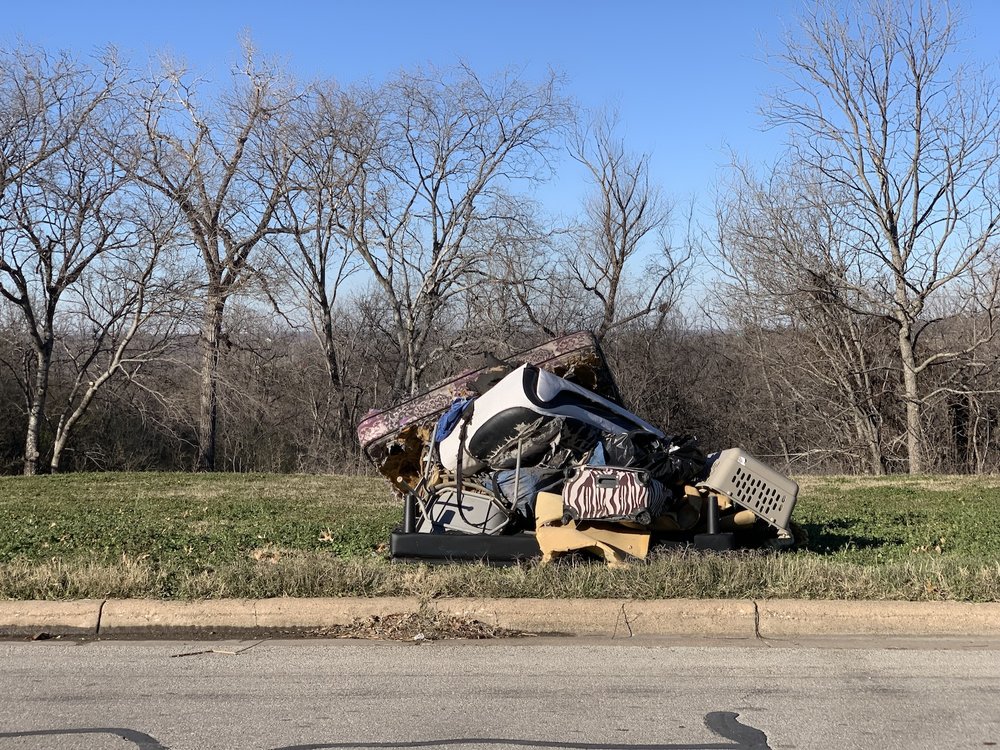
left=534, top=491, right=651, bottom=565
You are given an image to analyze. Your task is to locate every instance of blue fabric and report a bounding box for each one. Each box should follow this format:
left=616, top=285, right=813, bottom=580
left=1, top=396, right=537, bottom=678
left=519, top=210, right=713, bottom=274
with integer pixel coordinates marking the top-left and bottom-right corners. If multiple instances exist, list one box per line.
left=482, top=467, right=565, bottom=523
left=434, top=397, right=474, bottom=443
left=590, top=441, right=607, bottom=466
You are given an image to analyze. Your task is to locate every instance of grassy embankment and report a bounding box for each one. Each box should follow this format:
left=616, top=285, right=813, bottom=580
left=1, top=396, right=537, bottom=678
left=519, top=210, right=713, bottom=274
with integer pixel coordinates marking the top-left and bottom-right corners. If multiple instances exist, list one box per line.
left=1, top=472, right=999, bottom=601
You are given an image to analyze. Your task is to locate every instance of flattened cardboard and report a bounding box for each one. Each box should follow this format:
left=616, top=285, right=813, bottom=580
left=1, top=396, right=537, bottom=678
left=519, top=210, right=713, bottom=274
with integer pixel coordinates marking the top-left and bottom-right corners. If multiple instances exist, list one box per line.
left=534, top=491, right=650, bottom=565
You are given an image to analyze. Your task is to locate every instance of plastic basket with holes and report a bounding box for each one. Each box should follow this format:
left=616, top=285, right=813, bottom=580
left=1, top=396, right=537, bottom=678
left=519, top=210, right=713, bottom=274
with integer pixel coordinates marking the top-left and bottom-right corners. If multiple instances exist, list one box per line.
left=697, top=449, right=798, bottom=531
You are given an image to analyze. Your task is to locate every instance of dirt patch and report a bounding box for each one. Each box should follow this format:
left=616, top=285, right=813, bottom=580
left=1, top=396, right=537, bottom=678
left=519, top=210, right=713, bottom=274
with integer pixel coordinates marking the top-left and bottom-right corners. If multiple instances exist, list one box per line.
left=319, top=607, right=532, bottom=640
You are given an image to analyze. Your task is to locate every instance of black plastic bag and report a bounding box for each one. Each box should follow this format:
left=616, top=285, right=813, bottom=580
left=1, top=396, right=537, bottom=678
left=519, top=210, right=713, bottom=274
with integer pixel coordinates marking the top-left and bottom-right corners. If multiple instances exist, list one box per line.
left=600, top=431, right=706, bottom=486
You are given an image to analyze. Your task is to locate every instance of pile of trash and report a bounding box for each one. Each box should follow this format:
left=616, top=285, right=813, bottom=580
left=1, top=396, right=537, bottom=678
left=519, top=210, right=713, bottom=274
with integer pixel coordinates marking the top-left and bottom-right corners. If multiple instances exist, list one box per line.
left=357, top=332, right=799, bottom=563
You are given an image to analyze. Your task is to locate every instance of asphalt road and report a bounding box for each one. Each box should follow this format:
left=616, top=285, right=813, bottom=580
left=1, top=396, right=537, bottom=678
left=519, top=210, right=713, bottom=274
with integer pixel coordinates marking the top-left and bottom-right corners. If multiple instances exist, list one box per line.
left=1, top=636, right=999, bottom=749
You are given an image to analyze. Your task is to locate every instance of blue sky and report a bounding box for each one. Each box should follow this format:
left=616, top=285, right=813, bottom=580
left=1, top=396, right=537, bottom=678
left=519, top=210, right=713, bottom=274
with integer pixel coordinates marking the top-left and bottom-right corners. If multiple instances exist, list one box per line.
left=7, top=1, right=1000, bottom=220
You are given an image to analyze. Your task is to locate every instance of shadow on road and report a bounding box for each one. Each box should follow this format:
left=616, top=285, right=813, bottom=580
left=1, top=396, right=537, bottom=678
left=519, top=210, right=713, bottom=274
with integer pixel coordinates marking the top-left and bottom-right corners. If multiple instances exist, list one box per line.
left=0, top=711, right=771, bottom=750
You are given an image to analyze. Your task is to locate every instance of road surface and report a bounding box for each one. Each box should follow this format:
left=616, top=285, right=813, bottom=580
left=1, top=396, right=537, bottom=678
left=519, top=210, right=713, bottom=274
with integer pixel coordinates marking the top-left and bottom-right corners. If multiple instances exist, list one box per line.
left=1, top=636, right=999, bottom=749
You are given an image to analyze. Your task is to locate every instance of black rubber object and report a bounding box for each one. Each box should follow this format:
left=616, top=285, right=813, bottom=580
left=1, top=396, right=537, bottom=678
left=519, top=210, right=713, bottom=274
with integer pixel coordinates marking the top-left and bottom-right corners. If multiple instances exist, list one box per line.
left=693, top=531, right=736, bottom=551
left=390, top=530, right=541, bottom=563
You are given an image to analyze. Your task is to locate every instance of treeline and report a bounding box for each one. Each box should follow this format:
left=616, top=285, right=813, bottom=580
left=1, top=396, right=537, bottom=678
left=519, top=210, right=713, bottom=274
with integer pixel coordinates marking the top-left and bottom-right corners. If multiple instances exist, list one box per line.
left=3, top=2, right=1000, bottom=477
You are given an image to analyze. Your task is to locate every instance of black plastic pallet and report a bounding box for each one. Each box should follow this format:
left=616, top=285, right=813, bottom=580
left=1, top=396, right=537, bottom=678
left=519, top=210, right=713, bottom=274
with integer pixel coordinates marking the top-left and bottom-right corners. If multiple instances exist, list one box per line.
left=389, top=529, right=738, bottom=563
left=390, top=531, right=541, bottom=563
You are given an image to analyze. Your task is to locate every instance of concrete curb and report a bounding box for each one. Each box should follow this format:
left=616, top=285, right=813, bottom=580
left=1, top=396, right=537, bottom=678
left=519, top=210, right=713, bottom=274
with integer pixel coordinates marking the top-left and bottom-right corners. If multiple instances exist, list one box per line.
left=436, top=598, right=758, bottom=637
left=756, top=599, right=1000, bottom=637
left=1, top=598, right=998, bottom=639
left=98, top=597, right=423, bottom=637
left=0, top=599, right=104, bottom=637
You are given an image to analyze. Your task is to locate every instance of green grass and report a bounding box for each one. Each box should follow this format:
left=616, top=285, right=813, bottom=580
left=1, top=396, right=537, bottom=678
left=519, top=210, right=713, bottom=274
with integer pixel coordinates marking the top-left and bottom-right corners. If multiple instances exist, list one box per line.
left=0, top=471, right=398, bottom=571
left=792, top=475, right=1000, bottom=562
left=1, top=472, right=999, bottom=601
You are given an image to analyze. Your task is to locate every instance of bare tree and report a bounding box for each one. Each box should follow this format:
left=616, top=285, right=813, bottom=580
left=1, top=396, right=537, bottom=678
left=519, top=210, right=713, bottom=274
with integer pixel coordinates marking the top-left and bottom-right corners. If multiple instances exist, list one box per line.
left=717, top=163, right=900, bottom=474
left=0, top=46, right=122, bottom=475
left=329, top=66, right=570, bottom=397
left=0, top=45, right=118, bottom=194
left=128, top=40, right=298, bottom=470
left=763, top=0, right=1000, bottom=473
left=458, top=196, right=565, bottom=350
left=276, top=83, right=367, bottom=385
left=265, top=81, right=368, bottom=455
left=0, top=57, right=178, bottom=474
left=568, top=110, right=690, bottom=341
left=46, top=206, right=187, bottom=472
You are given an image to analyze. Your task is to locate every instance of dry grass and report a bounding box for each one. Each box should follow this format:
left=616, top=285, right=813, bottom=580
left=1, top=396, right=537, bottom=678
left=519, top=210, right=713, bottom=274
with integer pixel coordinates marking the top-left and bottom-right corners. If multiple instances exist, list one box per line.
left=2, top=548, right=999, bottom=602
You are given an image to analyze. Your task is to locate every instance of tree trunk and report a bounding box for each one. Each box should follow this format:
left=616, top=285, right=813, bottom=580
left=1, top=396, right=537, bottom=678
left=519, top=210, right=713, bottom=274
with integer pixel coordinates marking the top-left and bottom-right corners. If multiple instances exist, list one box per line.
left=23, top=345, right=52, bottom=476
left=597, top=271, right=621, bottom=342
left=950, top=395, right=971, bottom=473
left=50, top=430, right=69, bottom=473
left=392, top=326, right=420, bottom=398
left=897, top=324, right=924, bottom=474
left=852, top=408, right=886, bottom=475
left=51, top=368, right=118, bottom=473
left=196, top=289, right=226, bottom=471
left=320, top=307, right=341, bottom=390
